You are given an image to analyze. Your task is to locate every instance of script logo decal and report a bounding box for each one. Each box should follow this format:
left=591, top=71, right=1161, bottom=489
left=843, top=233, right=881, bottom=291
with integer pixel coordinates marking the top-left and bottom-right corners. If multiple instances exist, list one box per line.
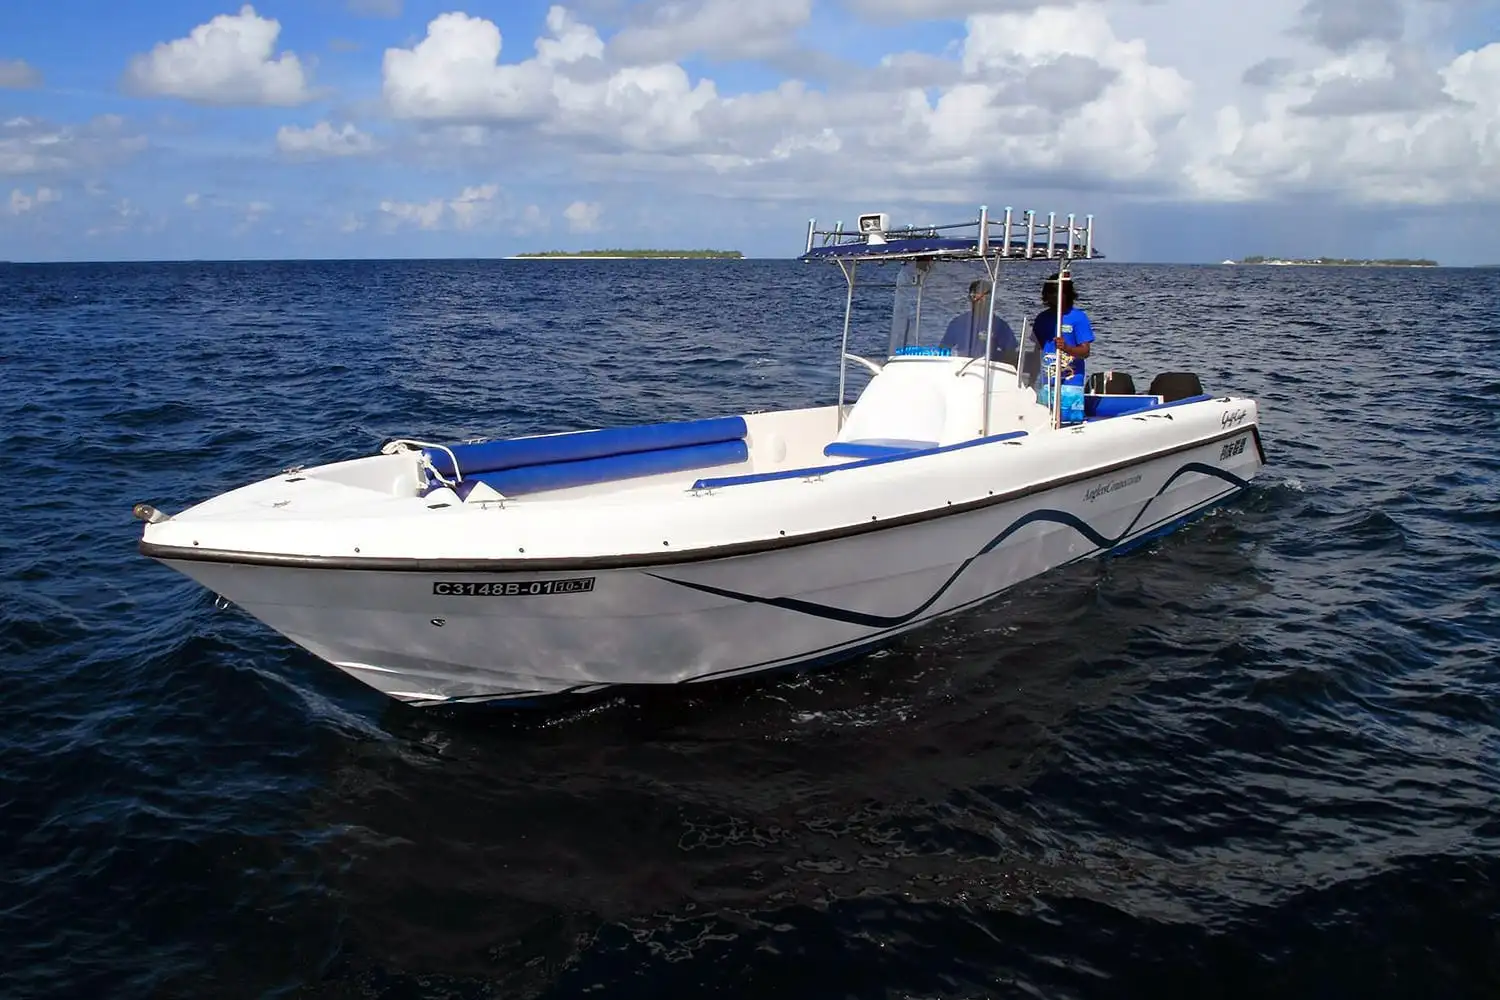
left=1221, top=409, right=1248, bottom=429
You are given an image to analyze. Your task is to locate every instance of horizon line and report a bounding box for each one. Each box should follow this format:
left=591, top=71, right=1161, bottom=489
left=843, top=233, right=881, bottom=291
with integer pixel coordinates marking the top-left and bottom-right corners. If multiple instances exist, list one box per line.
left=1, top=255, right=1484, bottom=267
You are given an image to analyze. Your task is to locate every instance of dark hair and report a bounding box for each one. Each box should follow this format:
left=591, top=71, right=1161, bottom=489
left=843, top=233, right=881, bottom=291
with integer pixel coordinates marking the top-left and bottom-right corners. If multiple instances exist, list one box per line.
left=1041, top=271, right=1078, bottom=310
left=969, top=279, right=990, bottom=295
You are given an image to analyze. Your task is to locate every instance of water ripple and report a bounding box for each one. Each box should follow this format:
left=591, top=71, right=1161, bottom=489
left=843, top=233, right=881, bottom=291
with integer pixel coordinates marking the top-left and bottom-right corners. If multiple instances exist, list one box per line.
left=0, top=259, right=1497, bottom=998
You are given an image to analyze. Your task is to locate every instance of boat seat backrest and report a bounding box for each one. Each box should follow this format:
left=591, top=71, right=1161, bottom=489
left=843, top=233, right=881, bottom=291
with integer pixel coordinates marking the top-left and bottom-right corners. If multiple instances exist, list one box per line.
left=1147, top=372, right=1204, bottom=403
left=1086, top=370, right=1136, bottom=395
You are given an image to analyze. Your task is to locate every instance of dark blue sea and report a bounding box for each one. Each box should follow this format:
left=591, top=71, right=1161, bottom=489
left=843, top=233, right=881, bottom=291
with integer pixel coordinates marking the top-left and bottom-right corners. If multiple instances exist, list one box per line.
left=2, top=258, right=1498, bottom=999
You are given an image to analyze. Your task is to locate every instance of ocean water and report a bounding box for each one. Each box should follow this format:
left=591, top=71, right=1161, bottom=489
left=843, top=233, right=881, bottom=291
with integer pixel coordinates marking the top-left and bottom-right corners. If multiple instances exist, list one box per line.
left=2, top=258, right=1498, bottom=999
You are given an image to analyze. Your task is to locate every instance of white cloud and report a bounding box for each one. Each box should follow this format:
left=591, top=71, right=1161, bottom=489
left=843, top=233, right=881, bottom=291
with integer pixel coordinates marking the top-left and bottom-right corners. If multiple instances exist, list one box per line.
left=516, top=203, right=548, bottom=234
left=378, top=183, right=503, bottom=231
left=933, top=6, right=1193, bottom=176
left=6, top=186, right=60, bottom=215
left=448, top=183, right=500, bottom=229
left=0, top=115, right=146, bottom=176
left=608, top=0, right=813, bottom=64
left=1295, top=0, right=1404, bottom=52
left=184, top=192, right=201, bottom=208
left=379, top=197, right=446, bottom=230
left=13, top=0, right=1482, bottom=263
left=123, top=5, right=311, bottom=106
left=380, top=3, right=1189, bottom=192
left=0, top=59, right=42, bottom=90
left=563, top=200, right=602, bottom=232
left=382, top=7, right=718, bottom=152
left=377, top=0, right=1500, bottom=214
left=383, top=8, right=605, bottom=121
left=1184, top=39, right=1500, bottom=205
left=276, top=121, right=375, bottom=157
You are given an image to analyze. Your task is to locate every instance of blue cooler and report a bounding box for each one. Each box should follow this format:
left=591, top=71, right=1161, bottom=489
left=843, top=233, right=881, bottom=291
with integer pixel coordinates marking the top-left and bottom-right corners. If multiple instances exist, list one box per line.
left=1036, top=359, right=1085, bottom=423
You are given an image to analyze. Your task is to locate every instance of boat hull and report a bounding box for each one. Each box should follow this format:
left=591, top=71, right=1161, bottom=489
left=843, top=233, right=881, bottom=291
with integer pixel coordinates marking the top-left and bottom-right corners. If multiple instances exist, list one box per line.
left=155, top=430, right=1261, bottom=706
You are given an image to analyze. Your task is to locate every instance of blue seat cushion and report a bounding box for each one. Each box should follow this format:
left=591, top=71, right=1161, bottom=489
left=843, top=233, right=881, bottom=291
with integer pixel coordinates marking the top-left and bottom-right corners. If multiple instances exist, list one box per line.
left=1084, top=394, right=1163, bottom=419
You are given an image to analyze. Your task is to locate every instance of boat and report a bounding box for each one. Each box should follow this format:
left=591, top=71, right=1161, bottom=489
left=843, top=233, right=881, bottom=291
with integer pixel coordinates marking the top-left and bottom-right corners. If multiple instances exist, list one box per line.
left=134, top=205, right=1266, bottom=707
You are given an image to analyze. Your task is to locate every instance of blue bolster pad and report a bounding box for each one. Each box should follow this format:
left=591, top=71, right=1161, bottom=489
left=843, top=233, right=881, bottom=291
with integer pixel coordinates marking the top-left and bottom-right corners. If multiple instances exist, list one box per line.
left=455, top=438, right=749, bottom=497
left=823, top=439, right=936, bottom=459
left=694, top=430, right=1027, bottom=491
left=1084, top=394, right=1163, bottom=419
left=424, top=415, right=749, bottom=478
left=1085, top=393, right=1216, bottom=421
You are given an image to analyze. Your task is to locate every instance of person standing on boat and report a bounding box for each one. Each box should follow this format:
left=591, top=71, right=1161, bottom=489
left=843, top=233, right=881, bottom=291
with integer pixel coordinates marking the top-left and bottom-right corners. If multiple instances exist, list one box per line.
left=941, top=279, right=1019, bottom=359
left=1031, top=271, right=1093, bottom=386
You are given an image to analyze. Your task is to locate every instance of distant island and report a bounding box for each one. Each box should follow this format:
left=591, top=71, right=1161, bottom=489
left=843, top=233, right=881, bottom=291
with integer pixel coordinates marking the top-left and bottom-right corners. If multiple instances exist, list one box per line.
left=511, top=249, right=743, bottom=259
left=1233, top=255, right=1438, bottom=267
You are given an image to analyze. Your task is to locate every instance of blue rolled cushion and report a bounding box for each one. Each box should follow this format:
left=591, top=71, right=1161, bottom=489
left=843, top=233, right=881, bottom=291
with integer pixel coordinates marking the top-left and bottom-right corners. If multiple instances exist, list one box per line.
left=459, top=438, right=749, bottom=496
left=425, top=415, right=748, bottom=479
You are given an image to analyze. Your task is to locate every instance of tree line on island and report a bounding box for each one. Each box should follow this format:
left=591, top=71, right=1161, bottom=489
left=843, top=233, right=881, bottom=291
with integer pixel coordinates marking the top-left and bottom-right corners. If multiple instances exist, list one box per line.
left=1237, top=255, right=1438, bottom=267
left=514, top=249, right=743, bottom=259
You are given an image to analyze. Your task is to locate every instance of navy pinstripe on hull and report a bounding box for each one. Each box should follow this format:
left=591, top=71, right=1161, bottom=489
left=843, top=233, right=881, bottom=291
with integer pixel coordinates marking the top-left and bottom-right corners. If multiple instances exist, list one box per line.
left=646, top=462, right=1252, bottom=628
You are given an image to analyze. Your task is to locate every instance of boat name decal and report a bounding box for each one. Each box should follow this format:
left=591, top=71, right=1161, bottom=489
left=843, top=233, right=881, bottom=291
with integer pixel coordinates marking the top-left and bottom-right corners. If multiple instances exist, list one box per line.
left=1221, top=408, right=1248, bottom=428
left=1219, top=436, right=1248, bottom=461
left=433, top=577, right=596, bottom=597
left=1083, top=472, right=1142, bottom=503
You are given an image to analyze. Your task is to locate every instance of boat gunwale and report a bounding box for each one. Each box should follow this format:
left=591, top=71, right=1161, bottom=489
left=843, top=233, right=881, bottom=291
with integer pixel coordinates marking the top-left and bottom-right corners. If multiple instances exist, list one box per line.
left=139, top=416, right=1265, bottom=573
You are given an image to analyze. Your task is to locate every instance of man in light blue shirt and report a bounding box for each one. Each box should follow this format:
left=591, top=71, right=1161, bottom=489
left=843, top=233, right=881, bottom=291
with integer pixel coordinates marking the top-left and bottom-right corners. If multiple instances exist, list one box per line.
left=941, top=279, right=1019, bottom=359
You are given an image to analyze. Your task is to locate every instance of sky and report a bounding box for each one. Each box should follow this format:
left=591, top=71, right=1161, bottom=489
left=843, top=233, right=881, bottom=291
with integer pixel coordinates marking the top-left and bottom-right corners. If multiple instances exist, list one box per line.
left=1, top=0, right=1497, bottom=263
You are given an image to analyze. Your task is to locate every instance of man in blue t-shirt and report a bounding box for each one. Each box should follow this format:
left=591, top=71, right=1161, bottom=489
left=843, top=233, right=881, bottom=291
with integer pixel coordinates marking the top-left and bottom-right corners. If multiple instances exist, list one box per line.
left=1031, top=272, right=1094, bottom=386
left=941, top=279, right=1019, bottom=359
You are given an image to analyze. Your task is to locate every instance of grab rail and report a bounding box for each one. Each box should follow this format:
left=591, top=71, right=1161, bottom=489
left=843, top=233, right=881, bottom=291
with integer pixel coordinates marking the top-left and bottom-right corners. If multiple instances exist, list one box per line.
left=381, top=438, right=465, bottom=486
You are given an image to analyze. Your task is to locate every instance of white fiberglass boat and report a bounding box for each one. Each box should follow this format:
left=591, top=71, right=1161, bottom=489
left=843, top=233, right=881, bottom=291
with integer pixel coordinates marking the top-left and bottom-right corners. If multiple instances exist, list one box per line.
left=136, top=206, right=1265, bottom=707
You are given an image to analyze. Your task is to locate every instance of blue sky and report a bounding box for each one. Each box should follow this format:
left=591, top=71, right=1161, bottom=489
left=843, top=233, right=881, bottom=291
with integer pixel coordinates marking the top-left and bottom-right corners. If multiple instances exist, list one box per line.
left=2, top=0, right=1498, bottom=263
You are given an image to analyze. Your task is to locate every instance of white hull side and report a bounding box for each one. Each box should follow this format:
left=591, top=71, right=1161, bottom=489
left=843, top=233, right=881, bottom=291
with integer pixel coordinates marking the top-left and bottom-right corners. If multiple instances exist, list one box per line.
left=163, top=432, right=1262, bottom=705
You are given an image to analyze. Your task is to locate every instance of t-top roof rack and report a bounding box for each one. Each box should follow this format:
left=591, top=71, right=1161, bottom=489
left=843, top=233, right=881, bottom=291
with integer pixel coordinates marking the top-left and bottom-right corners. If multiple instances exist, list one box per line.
left=798, top=205, right=1102, bottom=263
